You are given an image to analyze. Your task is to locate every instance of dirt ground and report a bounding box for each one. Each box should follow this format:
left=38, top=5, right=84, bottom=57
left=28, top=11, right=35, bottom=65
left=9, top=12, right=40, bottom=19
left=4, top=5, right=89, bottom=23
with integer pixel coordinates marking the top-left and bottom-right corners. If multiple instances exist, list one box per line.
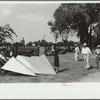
left=0, top=53, right=99, bottom=83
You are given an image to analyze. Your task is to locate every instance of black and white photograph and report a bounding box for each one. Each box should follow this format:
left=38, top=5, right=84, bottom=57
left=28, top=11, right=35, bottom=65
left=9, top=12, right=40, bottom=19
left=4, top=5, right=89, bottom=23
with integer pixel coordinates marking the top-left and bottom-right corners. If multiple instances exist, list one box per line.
left=1, top=1, right=100, bottom=99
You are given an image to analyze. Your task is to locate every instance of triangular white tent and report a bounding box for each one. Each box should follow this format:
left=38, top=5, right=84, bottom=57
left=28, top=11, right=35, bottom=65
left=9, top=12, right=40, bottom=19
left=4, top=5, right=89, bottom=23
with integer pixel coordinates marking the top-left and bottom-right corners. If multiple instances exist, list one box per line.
left=31, top=55, right=56, bottom=75
left=2, top=57, right=36, bottom=76
left=16, top=55, right=40, bottom=74
left=15, top=54, right=56, bottom=75
left=40, top=55, right=55, bottom=72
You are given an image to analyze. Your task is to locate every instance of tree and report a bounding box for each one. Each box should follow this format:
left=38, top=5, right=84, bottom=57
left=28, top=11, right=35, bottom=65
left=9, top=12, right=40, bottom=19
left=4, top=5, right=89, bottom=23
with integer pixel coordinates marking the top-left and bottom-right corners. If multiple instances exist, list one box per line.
left=48, top=3, right=100, bottom=47
left=2, top=42, right=11, bottom=47
left=33, top=41, right=38, bottom=46
left=40, top=39, right=48, bottom=47
left=92, top=20, right=100, bottom=46
left=48, top=21, right=59, bottom=42
left=26, top=42, right=33, bottom=46
left=0, top=24, right=17, bottom=42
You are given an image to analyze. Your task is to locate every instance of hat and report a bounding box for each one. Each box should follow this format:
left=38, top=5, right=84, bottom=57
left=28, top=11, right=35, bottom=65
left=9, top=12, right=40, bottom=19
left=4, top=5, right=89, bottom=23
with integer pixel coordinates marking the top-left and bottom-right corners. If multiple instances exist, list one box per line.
left=83, top=43, right=87, bottom=46
left=97, top=45, right=100, bottom=48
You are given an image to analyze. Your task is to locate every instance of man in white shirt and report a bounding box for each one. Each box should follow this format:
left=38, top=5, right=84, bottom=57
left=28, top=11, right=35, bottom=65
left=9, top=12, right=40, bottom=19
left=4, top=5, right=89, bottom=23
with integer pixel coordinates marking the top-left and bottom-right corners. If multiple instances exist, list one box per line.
left=81, top=43, right=91, bottom=69
left=74, top=44, right=80, bottom=61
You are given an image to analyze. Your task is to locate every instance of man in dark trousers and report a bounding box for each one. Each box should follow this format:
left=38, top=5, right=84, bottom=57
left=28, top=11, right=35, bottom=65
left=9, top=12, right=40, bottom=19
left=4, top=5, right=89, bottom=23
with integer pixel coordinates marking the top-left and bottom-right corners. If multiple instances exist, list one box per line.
left=54, top=43, right=59, bottom=73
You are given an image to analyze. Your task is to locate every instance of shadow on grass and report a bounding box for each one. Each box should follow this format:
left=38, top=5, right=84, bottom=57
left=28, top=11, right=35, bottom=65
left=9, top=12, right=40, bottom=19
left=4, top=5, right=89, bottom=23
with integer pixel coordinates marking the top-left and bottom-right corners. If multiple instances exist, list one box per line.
left=0, top=71, right=34, bottom=77
left=78, top=58, right=84, bottom=61
left=57, top=68, right=69, bottom=73
left=88, top=66, right=96, bottom=70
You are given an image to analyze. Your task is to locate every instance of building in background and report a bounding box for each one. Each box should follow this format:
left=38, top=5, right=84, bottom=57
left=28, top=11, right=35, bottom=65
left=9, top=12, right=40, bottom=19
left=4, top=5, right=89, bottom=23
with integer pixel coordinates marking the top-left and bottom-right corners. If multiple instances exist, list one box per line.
left=20, top=37, right=25, bottom=46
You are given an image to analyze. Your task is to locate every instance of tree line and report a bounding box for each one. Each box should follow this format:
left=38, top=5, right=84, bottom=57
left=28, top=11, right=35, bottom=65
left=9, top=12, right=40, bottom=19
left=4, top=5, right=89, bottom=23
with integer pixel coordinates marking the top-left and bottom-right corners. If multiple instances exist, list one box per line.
left=48, top=3, right=100, bottom=48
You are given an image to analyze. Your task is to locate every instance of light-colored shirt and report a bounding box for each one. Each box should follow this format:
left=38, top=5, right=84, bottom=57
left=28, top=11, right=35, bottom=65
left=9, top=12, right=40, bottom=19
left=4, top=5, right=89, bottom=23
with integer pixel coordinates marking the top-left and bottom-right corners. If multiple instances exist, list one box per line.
left=51, top=45, right=54, bottom=52
left=81, top=47, right=91, bottom=55
left=75, top=47, right=80, bottom=53
left=95, top=48, right=100, bottom=55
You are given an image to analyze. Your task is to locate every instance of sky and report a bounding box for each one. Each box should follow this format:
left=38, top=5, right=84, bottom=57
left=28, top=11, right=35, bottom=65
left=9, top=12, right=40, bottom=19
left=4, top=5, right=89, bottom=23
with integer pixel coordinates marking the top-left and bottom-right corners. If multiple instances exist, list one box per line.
left=0, top=2, right=79, bottom=44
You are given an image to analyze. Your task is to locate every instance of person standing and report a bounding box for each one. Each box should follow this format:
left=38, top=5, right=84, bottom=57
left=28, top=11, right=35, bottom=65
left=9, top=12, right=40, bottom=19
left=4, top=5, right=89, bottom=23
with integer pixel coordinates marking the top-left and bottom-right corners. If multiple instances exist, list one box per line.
left=93, top=45, right=100, bottom=70
left=74, top=44, right=80, bottom=61
left=81, top=43, right=91, bottom=69
left=54, top=44, right=59, bottom=73
left=51, top=44, right=54, bottom=53
left=39, top=46, right=45, bottom=56
left=37, top=45, right=39, bottom=56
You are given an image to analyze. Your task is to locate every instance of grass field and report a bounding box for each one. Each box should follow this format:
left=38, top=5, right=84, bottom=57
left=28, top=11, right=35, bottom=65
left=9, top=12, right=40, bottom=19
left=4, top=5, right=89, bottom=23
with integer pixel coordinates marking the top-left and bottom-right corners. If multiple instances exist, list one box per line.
left=0, top=53, right=98, bottom=83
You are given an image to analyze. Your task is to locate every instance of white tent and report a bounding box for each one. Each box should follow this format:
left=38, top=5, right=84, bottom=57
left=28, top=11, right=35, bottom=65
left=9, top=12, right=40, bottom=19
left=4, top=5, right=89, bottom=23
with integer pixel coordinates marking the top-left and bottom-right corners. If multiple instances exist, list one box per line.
left=16, top=55, right=56, bottom=75
left=2, top=57, right=36, bottom=76
left=16, top=55, right=40, bottom=74
left=40, top=55, right=55, bottom=72
left=30, top=55, right=56, bottom=75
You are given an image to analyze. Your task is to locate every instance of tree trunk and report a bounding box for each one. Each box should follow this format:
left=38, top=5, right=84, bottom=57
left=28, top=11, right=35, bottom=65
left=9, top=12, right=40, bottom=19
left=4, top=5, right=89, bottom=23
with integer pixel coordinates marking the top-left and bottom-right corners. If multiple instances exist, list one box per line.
left=79, top=22, right=88, bottom=45
left=88, top=26, right=94, bottom=48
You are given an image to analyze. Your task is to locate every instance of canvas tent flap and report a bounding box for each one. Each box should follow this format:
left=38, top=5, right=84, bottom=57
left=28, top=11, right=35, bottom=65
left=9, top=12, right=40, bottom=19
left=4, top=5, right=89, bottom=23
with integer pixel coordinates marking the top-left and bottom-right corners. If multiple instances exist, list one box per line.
left=31, top=55, right=56, bottom=75
left=16, top=55, right=40, bottom=74
left=40, top=55, right=56, bottom=73
left=2, top=57, right=36, bottom=76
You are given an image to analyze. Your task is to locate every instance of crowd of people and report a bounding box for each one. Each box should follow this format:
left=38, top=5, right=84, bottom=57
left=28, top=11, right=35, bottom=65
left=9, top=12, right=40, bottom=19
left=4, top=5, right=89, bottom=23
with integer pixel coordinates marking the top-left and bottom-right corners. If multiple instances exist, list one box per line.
left=53, top=42, right=100, bottom=73
left=0, top=42, right=100, bottom=74
left=74, top=43, right=100, bottom=70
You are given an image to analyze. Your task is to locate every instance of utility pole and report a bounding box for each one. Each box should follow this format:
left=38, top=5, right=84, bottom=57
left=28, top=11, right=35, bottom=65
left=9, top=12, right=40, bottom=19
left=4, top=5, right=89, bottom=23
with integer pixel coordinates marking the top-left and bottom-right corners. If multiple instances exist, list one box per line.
left=43, top=34, right=45, bottom=40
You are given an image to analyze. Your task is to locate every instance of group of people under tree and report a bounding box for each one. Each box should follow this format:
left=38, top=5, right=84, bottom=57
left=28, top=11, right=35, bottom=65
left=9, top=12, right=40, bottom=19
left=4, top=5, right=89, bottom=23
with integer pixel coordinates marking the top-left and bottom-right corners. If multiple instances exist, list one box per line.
left=53, top=41, right=100, bottom=73
left=74, top=43, right=100, bottom=70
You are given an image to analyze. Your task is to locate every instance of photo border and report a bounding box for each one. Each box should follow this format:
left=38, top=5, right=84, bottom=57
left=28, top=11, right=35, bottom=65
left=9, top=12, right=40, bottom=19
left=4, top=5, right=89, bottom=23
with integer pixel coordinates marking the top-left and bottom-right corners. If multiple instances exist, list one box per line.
left=0, top=0, right=99, bottom=99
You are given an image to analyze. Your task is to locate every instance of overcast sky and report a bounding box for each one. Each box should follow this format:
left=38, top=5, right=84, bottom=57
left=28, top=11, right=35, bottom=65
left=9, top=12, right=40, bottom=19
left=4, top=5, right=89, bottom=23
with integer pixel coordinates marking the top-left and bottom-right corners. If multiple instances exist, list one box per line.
left=0, top=2, right=79, bottom=44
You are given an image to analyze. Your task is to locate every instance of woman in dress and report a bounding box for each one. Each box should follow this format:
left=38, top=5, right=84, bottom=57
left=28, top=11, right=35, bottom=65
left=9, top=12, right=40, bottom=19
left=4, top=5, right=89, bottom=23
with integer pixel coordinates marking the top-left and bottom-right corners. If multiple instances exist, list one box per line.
left=54, top=44, right=59, bottom=73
